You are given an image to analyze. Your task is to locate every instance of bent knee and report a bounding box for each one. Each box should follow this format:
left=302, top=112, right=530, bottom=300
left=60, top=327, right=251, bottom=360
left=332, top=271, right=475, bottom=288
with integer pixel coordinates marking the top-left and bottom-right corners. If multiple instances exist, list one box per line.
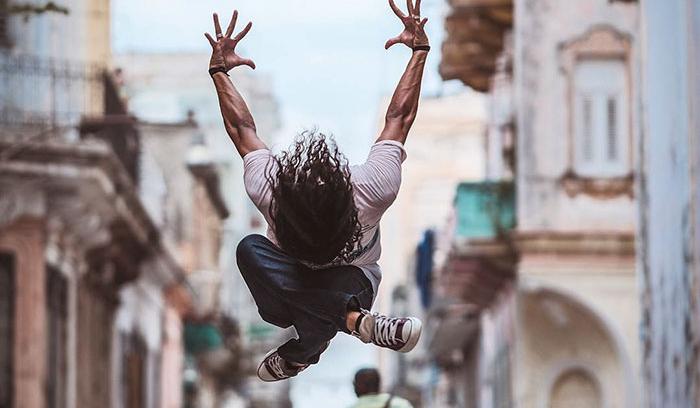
left=236, top=234, right=267, bottom=268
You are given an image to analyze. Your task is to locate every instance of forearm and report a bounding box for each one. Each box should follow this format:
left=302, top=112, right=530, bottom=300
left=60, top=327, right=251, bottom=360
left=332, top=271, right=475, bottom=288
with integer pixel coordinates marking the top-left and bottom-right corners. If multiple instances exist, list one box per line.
left=379, top=50, right=428, bottom=143
left=212, top=72, right=265, bottom=157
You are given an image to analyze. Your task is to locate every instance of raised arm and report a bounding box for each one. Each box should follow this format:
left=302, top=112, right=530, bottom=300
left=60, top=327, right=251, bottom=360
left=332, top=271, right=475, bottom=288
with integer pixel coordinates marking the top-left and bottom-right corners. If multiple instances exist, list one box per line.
left=205, top=11, right=266, bottom=157
left=378, top=0, right=430, bottom=145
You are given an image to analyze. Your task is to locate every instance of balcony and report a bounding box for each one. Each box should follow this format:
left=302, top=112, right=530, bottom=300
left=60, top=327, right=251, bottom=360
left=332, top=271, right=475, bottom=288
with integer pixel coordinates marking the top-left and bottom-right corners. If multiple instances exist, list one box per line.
left=440, top=0, right=513, bottom=92
left=0, top=53, right=141, bottom=183
left=438, top=182, right=517, bottom=311
left=0, top=53, right=105, bottom=130
left=428, top=181, right=517, bottom=360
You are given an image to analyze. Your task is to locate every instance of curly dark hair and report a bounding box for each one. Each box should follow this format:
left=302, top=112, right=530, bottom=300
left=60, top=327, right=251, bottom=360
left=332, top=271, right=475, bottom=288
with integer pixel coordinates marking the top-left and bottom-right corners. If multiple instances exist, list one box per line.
left=266, top=131, right=363, bottom=265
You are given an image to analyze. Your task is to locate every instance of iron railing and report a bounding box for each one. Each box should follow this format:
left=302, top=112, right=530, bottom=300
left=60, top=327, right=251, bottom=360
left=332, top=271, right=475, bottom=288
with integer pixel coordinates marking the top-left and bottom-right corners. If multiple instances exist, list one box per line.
left=0, top=53, right=105, bottom=130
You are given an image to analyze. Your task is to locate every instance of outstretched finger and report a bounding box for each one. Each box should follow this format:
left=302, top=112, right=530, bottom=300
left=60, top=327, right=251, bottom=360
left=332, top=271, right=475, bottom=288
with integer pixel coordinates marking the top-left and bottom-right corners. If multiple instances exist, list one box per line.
left=233, top=22, right=253, bottom=42
left=204, top=32, right=216, bottom=46
left=415, top=0, right=421, bottom=15
left=388, top=0, right=406, bottom=18
left=385, top=36, right=402, bottom=50
left=225, top=10, right=238, bottom=38
left=421, top=17, right=428, bottom=27
left=406, top=0, right=414, bottom=15
left=213, top=13, right=223, bottom=36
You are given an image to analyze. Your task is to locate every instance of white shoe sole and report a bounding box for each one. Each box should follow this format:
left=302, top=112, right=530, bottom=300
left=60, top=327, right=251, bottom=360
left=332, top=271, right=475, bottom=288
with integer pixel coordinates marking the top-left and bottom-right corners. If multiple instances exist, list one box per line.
left=397, top=317, right=422, bottom=353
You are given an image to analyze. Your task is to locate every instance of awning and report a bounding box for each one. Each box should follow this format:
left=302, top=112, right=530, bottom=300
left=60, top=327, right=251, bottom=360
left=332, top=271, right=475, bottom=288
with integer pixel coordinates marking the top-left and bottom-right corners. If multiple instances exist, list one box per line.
left=440, top=0, right=513, bottom=92
left=184, top=323, right=223, bottom=354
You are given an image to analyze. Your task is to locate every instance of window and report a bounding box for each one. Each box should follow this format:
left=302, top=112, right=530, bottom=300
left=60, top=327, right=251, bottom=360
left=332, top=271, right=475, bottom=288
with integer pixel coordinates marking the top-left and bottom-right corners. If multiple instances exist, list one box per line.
left=0, top=253, right=14, bottom=408
left=573, top=59, right=629, bottom=177
left=121, top=333, right=147, bottom=408
left=46, top=268, right=68, bottom=408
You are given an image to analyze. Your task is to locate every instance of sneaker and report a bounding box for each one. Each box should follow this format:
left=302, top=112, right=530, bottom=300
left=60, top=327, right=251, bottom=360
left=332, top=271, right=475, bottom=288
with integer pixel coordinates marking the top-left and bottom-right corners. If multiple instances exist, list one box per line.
left=257, top=341, right=330, bottom=382
left=353, top=309, right=422, bottom=353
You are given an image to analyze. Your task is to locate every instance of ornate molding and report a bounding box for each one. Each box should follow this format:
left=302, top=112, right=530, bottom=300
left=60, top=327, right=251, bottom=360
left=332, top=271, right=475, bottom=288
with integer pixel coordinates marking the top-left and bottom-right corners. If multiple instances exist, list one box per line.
left=0, top=183, right=46, bottom=228
left=558, top=25, right=632, bottom=73
left=49, top=193, right=113, bottom=251
left=560, top=170, right=635, bottom=199
left=516, top=230, right=635, bottom=256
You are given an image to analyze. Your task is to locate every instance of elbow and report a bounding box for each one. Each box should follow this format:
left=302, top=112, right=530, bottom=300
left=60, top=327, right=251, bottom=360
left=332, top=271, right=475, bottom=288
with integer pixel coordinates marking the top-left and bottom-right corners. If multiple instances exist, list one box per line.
left=225, top=121, right=257, bottom=137
left=238, top=124, right=257, bottom=134
left=238, top=117, right=257, bottom=132
left=386, top=108, right=416, bottom=131
left=403, top=113, right=417, bottom=128
left=385, top=115, right=415, bottom=135
left=385, top=113, right=413, bottom=128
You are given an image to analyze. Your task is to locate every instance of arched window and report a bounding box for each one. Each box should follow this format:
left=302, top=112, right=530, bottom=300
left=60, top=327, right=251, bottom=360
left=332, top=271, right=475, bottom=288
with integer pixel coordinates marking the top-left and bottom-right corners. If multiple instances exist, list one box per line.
left=549, top=368, right=602, bottom=408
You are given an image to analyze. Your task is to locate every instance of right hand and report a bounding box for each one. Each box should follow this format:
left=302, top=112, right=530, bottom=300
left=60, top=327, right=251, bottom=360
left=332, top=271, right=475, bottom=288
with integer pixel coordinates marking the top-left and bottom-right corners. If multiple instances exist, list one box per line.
left=385, top=0, right=430, bottom=50
left=205, top=10, right=256, bottom=71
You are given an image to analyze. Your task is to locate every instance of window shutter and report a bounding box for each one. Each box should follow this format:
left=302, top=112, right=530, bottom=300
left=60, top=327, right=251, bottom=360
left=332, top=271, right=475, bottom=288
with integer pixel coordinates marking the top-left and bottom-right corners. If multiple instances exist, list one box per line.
left=607, top=97, right=618, bottom=161
left=582, top=97, right=594, bottom=163
left=573, top=59, right=628, bottom=177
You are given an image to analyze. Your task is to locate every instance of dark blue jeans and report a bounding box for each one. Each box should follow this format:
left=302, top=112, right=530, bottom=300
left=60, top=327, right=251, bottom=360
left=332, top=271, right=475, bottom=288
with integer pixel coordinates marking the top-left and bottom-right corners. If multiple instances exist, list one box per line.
left=236, top=234, right=375, bottom=364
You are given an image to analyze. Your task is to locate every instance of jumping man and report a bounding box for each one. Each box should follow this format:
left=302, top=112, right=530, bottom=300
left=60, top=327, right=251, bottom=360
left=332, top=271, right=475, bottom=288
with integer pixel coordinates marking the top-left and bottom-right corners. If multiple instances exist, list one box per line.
left=205, top=0, right=431, bottom=382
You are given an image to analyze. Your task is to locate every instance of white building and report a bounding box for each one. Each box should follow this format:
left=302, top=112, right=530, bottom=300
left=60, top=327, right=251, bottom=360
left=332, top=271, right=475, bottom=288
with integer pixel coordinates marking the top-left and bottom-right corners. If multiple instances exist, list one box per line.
left=435, top=0, right=642, bottom=406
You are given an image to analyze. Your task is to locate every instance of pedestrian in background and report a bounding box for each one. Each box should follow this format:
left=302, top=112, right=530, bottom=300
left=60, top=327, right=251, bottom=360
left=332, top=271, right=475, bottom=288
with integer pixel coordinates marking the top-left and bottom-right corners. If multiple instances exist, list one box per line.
left=349, top=368, right=413, bottom=408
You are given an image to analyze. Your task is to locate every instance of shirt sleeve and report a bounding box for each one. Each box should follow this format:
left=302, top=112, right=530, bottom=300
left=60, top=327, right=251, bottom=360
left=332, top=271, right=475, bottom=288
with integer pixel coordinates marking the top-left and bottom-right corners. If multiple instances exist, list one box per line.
left=352, top=140, right=407, bottom=212
left=243, top=149, right=277, bottom=215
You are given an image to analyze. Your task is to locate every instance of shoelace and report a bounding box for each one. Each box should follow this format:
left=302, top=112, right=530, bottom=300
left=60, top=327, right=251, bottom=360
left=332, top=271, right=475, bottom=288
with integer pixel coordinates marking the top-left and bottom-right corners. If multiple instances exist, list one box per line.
left=374, top=314, right=403, bottom=347
left=266, top=354, right=289, bottom=379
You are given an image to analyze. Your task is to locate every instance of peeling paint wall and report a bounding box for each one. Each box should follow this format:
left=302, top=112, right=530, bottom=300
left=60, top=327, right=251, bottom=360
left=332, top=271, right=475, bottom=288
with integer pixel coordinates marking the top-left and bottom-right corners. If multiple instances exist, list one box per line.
left=638, top=0, right=700, bottom=406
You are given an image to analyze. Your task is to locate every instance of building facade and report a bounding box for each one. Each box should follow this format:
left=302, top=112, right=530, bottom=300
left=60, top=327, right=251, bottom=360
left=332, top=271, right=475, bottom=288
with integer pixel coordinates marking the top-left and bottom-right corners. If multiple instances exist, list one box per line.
left=114, top=53, right=290, bottom=407
left=431, top=0, right=643, bottom=407
left=0, top=2, right=233, bottom=408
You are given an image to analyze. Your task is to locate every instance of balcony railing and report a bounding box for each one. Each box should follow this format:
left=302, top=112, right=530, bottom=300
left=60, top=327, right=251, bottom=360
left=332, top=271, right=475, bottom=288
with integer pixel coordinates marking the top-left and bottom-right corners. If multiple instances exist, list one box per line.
left=0, top=53, right=141, bottom=184
left=0, top=53, right=105, bottom=130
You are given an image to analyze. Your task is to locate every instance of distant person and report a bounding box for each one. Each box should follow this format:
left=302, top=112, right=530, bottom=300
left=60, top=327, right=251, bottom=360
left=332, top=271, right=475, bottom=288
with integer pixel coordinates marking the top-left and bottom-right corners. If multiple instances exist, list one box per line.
left=350, top=368, right=413, bottom=408
left=204, top=0, right=430, bottom=382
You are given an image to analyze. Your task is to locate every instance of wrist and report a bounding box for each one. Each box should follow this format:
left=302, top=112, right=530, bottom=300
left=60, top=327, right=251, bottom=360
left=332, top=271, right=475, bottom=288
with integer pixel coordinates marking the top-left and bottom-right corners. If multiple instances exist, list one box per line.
left=209, top=65, right=229, bottom=77
left=412, top=45, right=431, bottom=52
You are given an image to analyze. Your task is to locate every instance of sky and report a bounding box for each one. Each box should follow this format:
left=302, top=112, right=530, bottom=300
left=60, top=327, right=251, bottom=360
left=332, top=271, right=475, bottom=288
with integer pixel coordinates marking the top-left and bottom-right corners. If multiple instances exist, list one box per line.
left=112, top=1, right=462, bottom=406
left=112, top=0, right=461, bottom=162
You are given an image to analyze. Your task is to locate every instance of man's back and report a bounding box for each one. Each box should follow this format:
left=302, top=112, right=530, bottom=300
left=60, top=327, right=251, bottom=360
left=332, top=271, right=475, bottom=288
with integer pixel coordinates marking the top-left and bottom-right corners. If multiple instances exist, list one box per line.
left=348, top=393, right=413, bottom=408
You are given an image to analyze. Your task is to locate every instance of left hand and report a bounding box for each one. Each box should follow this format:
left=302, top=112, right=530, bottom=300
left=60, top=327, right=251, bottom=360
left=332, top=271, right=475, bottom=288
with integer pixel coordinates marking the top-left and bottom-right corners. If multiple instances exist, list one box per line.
left=205, top=10, right=256, bottom=71
left=385, top=0, right=429, bottom=50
